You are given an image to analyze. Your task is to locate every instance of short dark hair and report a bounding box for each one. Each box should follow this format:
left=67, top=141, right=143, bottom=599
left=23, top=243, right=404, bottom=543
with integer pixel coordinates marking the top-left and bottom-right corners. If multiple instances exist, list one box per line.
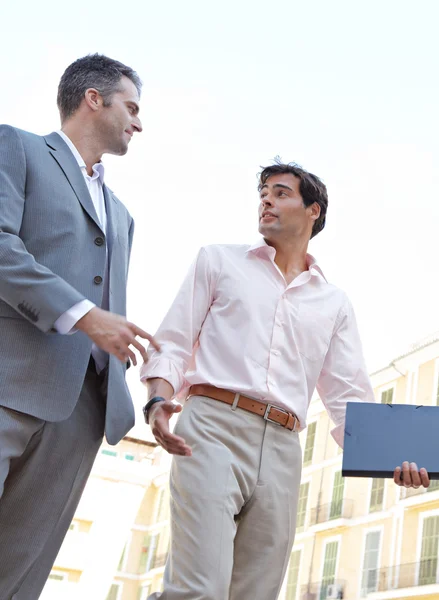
left=57, top=53, right=142, bottom=122
left=258, top=158, right=328, bottom=238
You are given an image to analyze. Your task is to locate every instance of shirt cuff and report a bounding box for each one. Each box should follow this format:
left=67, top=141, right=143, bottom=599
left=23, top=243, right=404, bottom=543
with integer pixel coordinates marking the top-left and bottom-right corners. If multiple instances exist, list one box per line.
left=331, top=422, right=345, bottom=449
left=139, top=357, right=182, bottom=396
left=53, top=300, right=96, bottom=334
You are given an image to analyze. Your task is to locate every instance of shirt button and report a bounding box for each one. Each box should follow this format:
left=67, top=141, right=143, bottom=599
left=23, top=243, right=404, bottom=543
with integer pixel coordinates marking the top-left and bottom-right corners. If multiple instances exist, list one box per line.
left=93, top=275, right=103, bottom=285
left=94, top=237, right=104, bottom=246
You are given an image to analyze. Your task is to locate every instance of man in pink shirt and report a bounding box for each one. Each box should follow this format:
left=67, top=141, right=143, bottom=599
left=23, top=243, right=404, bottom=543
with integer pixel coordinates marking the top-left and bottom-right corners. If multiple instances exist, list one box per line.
left=141, top=160, right=429, bottom=600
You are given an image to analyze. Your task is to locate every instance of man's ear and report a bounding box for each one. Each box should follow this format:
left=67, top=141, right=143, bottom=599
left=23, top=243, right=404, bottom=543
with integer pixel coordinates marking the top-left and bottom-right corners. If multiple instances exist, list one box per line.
left=84, top=88, right=102, bottom=112
left=308, top=202, right=321, bottom=223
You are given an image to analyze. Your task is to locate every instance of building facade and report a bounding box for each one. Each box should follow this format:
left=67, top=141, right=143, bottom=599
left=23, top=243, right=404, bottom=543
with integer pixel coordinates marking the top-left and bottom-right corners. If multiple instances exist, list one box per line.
left=43, top=334, right=439, bottom=599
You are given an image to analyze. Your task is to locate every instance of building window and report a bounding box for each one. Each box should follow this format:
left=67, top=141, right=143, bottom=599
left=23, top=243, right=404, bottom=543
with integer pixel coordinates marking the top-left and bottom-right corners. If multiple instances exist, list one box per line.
left=360, top=530, right=381, bottom=595
left=419, top=515, right=439, bottom=585
left=330, top=472, right=344, bottom=519
left=428, top=480, right=439, bottom=492
left=118, top=535, right=131, bottom=571
left=369, top=479, right=385, bottom=512
left=48, top=571, right=66, bottom=582
left=303, top=422, right=317, bottom=466
left=296, top=483, right=309, bottom=531
left=381, top=388, right=394, bottom=404
left=138, top=584, right=151, bottom=600
left=106, top=583, right=122, bottom=600
left=141, top=532, right=160, bottom=573
left=101, top=449, right=118, bottom=458
left=156, top=488, right=168, bottom=523
left=320, top=541, right=339, bottom=600
left=285, top=550, right=301, bottom=600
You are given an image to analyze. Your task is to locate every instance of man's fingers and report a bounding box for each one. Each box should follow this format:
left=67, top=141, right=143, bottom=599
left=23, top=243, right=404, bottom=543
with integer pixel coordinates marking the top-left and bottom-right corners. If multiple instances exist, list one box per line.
left=394, top=466, right=402, bottom=486
left=409, top=462, right=421, bottom=488
left=420, top=468, right=430, bottom=488
left=130, top=338, right=148, bottom=361
left=130, top=324, right=161, bottom=351
left=402, top=461, right=412, bottom=487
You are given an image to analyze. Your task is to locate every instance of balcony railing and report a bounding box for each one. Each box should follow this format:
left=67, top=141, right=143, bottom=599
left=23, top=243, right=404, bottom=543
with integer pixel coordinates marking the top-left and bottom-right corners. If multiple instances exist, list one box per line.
left=372, top=559, right=439, bottom=592
left=309, top=499, right=354, bottom=526
left=403, top=480, right=439, bottom=499
left=300, top=579, right=346, bottom=600
left=153, top=553, right=168, bottom=569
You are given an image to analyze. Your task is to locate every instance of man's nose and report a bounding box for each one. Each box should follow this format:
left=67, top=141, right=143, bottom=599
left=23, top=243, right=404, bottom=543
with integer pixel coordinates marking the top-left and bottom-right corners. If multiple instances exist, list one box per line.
left=132, top=117, right=143, bottom=133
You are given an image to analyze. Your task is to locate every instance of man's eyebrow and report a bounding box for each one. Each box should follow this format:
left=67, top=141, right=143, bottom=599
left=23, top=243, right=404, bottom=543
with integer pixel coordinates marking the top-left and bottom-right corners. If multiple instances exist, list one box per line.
left=260, top=183, right=293, bottom=193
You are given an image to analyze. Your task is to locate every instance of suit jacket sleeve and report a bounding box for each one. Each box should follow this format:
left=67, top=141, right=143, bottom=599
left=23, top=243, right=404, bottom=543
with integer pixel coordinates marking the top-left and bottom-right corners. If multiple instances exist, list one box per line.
left=0, top=125, right=86, bottom=332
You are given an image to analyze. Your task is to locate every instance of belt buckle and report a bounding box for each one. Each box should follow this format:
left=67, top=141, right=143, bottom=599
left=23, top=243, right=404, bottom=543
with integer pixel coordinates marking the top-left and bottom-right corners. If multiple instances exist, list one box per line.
left=263, top=403, right=297, bottom=431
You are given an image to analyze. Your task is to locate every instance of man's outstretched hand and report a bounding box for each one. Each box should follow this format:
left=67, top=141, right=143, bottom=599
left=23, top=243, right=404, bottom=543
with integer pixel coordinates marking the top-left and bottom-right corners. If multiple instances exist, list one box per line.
left=76, top=307, right=160, bottom=365
left=147, top=400, right=192, bottom=457
left=394, top=462, right=430, bottom=488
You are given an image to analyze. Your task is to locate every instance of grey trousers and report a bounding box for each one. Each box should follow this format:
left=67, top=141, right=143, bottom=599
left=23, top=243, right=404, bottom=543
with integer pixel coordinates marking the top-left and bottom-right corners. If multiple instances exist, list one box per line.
left=150, top=395, right=302, bottom=600
left=0, top=364, right=106, bottom=600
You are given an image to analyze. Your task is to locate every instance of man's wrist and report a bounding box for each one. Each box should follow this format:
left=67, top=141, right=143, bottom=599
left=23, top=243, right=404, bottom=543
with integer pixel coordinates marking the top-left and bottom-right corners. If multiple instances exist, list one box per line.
left=143, top=396, right=166, bottom=424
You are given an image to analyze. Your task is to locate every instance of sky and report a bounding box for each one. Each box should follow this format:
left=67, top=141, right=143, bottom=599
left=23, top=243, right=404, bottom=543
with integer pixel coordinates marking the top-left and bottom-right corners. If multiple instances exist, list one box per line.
left=2, top=0, right=439, bottom=425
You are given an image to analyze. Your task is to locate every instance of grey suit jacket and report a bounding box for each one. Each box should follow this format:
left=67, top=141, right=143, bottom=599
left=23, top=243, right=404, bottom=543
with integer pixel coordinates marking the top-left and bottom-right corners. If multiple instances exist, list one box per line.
left=0, top=125, right=135, bottom=444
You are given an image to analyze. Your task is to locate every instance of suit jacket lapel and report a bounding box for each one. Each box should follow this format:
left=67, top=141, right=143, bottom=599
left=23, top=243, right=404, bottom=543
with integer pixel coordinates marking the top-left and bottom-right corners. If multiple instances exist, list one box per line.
left=44, top=132, right=104, bottom=234
left=103, top=185, right=117, bottom=259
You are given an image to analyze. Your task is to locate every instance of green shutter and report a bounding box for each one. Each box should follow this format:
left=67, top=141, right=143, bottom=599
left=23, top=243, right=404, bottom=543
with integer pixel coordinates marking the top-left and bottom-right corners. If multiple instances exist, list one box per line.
left=303, top=422, right=317, bottom=466
left=369, top=479, right=385, bottom=512
left=296, top=483, right=309, bottom=530
left=381, top=388, right=394, bottom=404
left=320, top=541, right=338, bottom=600
left=428, top=480, right=439, bottom=492
left=361, top=531, right=380, bottom=594
left=106, top=583, right=121, bottom=600
left=330, top=472, right=344, bottom=519
left=285, top=550, right=301, bottom=600
left=419, top=516, right=439, bottom=585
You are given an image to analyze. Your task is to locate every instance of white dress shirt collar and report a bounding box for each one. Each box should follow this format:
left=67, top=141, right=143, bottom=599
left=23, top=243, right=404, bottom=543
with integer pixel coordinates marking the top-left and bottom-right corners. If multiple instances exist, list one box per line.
left=56, top=130, right=105, bottom=185
left=247, top=238, right=327, bottom=283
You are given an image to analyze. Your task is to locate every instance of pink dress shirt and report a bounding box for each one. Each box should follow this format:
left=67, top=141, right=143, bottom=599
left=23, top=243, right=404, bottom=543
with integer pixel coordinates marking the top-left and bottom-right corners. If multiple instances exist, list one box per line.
left=140, top=239, right=374, bottom=446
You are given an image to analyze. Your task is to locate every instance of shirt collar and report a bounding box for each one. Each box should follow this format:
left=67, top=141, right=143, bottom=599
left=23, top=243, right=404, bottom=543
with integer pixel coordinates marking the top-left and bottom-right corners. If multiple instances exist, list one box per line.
left=56, top=130, right=105, bottom=184
left=246, top=238, right=328, bottom=282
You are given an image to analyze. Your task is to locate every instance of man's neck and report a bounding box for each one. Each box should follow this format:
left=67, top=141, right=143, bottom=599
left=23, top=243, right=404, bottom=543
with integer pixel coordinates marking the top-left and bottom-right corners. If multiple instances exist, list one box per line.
left=61, top=123, right=102, bottom=175
left=265, top=237, right=310, bottom=284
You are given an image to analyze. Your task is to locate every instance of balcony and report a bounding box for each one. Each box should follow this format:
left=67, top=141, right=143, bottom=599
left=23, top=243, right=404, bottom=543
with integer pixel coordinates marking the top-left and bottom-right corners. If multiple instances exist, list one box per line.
left=366, top=560, right=439, bottom=599
left=300, top=579, right=346, bottom=599
left=309, top=500, right=354, bottom=532
left=400, top=480, right=439, bottom=506
left=153, top=553, right=168, bottom=569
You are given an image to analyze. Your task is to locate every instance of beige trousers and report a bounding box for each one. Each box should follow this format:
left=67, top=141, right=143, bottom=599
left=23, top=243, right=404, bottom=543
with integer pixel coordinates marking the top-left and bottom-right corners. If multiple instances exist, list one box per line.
left=150, top=394, right=302, bottom=600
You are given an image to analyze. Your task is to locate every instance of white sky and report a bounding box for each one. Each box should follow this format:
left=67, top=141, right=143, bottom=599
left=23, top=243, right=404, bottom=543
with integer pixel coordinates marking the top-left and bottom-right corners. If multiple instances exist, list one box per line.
left=2, top=0, right=439, bottom=431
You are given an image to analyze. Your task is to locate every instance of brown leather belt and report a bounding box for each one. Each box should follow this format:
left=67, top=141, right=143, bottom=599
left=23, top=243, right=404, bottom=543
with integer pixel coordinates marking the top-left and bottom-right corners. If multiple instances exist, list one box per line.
left=187, top=384, right=299, bottom=431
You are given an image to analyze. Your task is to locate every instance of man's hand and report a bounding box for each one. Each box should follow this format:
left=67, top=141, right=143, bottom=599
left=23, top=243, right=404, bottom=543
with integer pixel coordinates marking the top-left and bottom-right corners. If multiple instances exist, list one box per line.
left=76, top=307, right=160, bottom=365
left=394, top=462, right=430, bottom=488
left=147, top=401, right=192, bottom=456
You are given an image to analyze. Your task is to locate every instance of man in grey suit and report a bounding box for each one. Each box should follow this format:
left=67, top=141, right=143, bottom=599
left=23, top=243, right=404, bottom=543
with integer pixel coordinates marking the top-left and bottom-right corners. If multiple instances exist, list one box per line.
left=0, top=54, right=158, bottom=599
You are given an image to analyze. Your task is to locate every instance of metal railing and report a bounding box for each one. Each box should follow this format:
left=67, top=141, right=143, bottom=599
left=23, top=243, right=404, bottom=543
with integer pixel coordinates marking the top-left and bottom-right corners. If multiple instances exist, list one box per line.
left=309, top=499, right=354, bottom=526
left=371, top=559, right=439, bottom=592
left=153, top=553, right=168, bottom=569
left=300, top=579, right=346, bottom=599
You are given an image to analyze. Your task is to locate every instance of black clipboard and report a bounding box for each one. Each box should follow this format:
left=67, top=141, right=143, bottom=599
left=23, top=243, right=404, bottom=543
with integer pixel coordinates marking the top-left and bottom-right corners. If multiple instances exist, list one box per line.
left=342, top=402, right=439, bottom=479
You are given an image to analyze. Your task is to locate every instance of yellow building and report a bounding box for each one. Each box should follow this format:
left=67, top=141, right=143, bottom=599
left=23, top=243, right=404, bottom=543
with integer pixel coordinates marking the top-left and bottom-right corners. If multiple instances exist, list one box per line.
left=278, top=332, right=439, bottom=600
left=43, top=333, right=439, bottom=599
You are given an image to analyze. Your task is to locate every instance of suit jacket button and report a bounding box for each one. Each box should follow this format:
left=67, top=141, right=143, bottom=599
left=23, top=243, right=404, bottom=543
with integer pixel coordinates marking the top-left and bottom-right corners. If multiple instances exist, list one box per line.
left=94, top=275, right=103, bottom=285
left=94, top=237, right=104, bottom=246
